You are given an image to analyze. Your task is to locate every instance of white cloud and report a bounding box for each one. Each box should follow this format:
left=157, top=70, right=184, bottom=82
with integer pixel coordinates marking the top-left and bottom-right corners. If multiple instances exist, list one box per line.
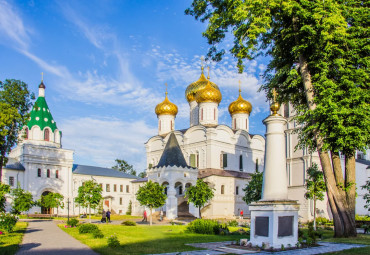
left=59, top=117, right=156, bottom=172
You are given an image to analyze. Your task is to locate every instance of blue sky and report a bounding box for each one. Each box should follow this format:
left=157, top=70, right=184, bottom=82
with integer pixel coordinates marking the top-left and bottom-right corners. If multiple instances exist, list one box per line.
left=0, top=0, right=270, bottom=173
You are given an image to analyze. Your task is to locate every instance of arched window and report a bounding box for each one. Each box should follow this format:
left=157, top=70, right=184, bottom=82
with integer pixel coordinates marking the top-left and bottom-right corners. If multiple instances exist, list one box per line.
left=239, top=155, right=243, bottom=171
left=44, top=128, right=50, bottom=141
left=37, top=168, right=41, bottom=177
left=255, top=159, right=259, bottom=172
left=55, top=170, right=59, bottom=179
left=201, top=108, right=203, bottom=120
left=221, top=185, right=225, bottom=194
left=171, top=120, right=173, bottom=130
left=25, top=127, right=29, bottom=139
left=234, top=119, right=236, bottom=129
left=47, top=169, right=50, bottom=178
left=214, top=108, right=216, bottom=120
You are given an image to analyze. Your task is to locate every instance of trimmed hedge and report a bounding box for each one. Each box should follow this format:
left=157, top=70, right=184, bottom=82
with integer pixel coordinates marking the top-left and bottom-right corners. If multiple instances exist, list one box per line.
left=186, top=219, right=229, bottom=235
left=78, top=223, right=98, bottom=234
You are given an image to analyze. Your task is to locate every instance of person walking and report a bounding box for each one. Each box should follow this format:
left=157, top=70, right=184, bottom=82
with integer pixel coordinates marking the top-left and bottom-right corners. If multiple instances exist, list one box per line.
left=142, top=210, right=147, bottom=222
left=101, top=210, right=106, bottom=223
left=106, top=210, right=111, bottom=223
left=240, top=209, right=243, bottom=219
left=159, top=209, right=163, bottom=221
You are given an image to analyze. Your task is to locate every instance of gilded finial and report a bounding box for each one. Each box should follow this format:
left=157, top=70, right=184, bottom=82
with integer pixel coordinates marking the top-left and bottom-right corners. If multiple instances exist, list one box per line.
left=201, top=56, right=204, bottom=73
left=41, top=72, right=44, bottom=82
left=207, top=66, right=210, bottom=80
left=238, top=80, right=241, bottom=95
left=165, top=83, right=168, bottom=96
left=270, top=88, right=281, bottom=116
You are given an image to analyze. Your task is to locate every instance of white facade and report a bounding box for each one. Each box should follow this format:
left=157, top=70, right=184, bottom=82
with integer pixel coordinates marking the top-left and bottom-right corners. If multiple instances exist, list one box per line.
left=158, top=114, right=175, bottom=136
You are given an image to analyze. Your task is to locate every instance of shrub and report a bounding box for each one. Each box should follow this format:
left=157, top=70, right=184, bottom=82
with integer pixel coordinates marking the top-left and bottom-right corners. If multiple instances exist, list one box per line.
left=0, top=213, right=18, bottom=233
left=67, top=218, right=79, bottom=227
left=92, top=228, right=104, bottom=239
left=355, top=215, right=370, bottom=221
left=186, top=219, right=220, bottom=235
left=227, top=219, right=238, bottom=227
left=121, top=220, right=136, bottom=226
left=107, top=234, right=120, bottom=248
left=78, top=223, right=98, bottom=234
left=214, top=223, right=229, bottom=235
left=231, top=228, right=247, bottom=235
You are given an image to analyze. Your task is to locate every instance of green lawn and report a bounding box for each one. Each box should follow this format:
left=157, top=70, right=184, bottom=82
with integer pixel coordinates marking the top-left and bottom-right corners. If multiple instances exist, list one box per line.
left=60, top=224, right=248, bottom=255
left=321, top=231, right=370, bottom=254
left=0, top=222, right=28, bottom=255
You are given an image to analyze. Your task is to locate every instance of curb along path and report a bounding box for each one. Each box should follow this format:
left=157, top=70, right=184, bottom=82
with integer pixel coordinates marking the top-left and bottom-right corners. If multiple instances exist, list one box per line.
left=16, top=219, right=98, bottom=255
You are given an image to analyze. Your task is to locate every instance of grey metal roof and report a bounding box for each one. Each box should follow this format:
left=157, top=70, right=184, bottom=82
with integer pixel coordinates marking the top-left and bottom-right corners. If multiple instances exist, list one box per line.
left=156, top=132, right=191, bottom=168
left=5, top=162, right=25, bottom=171
left=131, top=177, right=148, bottom=183
left=72, top=164, right=138, bottom=179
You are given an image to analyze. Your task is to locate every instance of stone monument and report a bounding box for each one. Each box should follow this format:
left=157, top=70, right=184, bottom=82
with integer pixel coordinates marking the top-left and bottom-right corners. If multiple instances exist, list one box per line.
left=249, top=91, right=299, bottom=249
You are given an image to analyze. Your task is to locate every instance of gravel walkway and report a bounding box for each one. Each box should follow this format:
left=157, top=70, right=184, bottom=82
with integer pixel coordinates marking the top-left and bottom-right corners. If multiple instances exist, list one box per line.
left=16, top=219, right=98, bottom=255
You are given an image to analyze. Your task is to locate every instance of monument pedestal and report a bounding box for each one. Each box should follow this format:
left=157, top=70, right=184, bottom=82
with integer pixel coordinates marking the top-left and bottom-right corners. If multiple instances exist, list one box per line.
left=249, top=200, right=299, bottom=249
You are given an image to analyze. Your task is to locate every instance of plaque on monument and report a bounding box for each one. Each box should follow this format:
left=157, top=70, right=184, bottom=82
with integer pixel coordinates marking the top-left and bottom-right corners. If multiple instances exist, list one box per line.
left=255, top=216, right=269, bottom=237
left=278, top=216, right=293, bottom=237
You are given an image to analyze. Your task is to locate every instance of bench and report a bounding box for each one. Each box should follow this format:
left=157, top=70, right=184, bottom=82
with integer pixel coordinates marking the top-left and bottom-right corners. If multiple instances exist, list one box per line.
left=27, top=214, right=56, bottom=218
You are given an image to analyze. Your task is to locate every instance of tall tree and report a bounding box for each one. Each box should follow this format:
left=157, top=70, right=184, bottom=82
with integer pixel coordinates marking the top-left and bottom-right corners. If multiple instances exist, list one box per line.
left=136, top=180, right=166, bottom=226
left=11, top=186, right=35, bottom=215
left=112, top=159, right=136, bottom=176
left=186, top=0, right=369, bottom=237
left=75, top=180, right=102, bottom=223
left=39, top=192, right=65, bottom=217
left=0, top=79, right=34, bottom=182
left=242, top=171, right=263, bottom=204
left=0, top=183, right=10, bottom=212
left=185, top=179, right=214, bottom=218
left=304, top=163, right=326, bottom=230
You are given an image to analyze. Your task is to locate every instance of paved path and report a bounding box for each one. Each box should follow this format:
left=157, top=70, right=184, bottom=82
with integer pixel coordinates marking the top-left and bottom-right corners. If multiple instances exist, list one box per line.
left=153, top=241, right=367, bottom=255
left=16, top=220, right=98, bottom=255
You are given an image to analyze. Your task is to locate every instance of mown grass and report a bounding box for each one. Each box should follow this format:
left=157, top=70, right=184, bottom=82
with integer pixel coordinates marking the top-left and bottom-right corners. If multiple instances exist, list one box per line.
left=0, top=222, right=28, bottom=255
left=60, top=224, right=248, bottom=255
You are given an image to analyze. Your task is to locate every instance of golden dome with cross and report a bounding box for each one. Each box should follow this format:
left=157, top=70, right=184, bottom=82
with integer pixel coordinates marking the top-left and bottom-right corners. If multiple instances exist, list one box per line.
left=155, top=84, right=178, bottom=116
left=228, top=81, right=252, bottom=115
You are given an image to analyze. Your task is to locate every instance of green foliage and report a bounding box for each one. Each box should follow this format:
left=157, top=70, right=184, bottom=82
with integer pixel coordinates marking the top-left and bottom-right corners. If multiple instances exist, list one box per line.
left=355, top=215, right=370, bottom=221
left=67, top=218, right=79, bottom=227
left=75, top=180, right=103, bottom=210
left=92, top=228, right=104, bottom=239
left=136, top=181, right=166, bottom=209
left=121, top=220, right=136, bottom=226
left=39, top=192, right=64, bottom=215
left=186, top=219, right=228, bottom=235
left=185, top=179, right=214, bottom=218
left=242, top=171, right=263, bottom=204
left=112, top=159, right=136, bottom=176
left=78, top=223, right=98, bottom=234
left=0, top=183, right=10, bottom=212
left=361, top=180, right=370, bottom=211
left=11, top=187, right=34, bottom=214
left=227, top=219, right=238, bottom=227
left=0, top=79, right=34, bottom=179
left=138, top=171, right=146, bottom=178
left=305, top=164, right=326, bottom=201
left=0, top=213, right=18, bottom=233
left=107, top=234, right=120, bottom=248
left=126, top=200, right=132, bottom=215
left=316, top=217, right=333, bottom=226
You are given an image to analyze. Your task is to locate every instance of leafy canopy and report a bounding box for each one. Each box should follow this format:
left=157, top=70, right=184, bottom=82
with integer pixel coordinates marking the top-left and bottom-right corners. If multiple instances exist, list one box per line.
left=305, top=163, right=326, bottom=201
left=112, top=159, right=137, bottom=176
left=39, top=192, right=64, bottom=210
left=0, top=183, right=10, bottom=212
left=361, top=180, right=370, bottom=212
left=242, top=171, right=263, bottom=204
left=11, top=186, right=35, bottom=214
left=75, top=180, right=103, bottom=209
left=185, top=179, right=214, bottom=209
left=136, top=180, right=166, bottom=209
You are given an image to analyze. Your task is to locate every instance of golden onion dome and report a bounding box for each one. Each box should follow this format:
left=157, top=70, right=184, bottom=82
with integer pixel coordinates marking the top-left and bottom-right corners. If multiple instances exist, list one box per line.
left=228, top=91, right=253, bottom=115
left=155, top=92, right=178, bottom=116
left=195, top=80, right=222, bottom=104
left=185, top=67, right=220, bottom=102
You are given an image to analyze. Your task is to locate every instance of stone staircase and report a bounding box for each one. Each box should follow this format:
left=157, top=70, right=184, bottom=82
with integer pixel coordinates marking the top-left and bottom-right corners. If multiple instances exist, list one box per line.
left=177, top=197, right=197, bottom=221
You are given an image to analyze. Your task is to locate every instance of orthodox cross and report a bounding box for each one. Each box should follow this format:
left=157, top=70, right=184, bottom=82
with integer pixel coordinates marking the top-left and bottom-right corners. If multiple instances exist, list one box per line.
left=272, top=88, right=278, bottom=102
left=207, top=66, right=210, bottom=80
left=239, top=80, right=242, bottom=94
left=41, top=72, right=44, bottom=82
left=165, top=83, right=168, bottom=95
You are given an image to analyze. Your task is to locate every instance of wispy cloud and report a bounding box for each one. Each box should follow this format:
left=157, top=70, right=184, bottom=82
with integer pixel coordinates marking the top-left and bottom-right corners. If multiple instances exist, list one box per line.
left=59, top=117, right=156, bottom=172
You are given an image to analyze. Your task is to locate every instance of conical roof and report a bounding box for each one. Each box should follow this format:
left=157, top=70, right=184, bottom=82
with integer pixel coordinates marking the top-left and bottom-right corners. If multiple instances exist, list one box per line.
left=26, top=92, right=58, bottom=132
left=156, top=133, right=190, bottom=168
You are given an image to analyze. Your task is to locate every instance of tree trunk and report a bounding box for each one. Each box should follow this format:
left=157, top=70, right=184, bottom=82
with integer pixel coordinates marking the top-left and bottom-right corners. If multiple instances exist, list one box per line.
left=199, top=207, right=201, bottom=219
left=89, top=204, right=91, bottom=223
left=150, top=207, right=153, bottom=226
left=297, top=53, right=357, bottom=237
left=313, top=196, right=316, bottom=231
left=345, top=155, right=357, bottom=236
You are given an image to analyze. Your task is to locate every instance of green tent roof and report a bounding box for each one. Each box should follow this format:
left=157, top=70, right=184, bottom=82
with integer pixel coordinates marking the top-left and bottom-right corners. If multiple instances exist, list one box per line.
left=27, top=96, right=58, bottom=132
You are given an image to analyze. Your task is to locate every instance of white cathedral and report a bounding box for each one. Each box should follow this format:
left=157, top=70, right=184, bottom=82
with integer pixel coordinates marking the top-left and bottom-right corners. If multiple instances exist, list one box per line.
left=2, top=67, right=369, bottom=220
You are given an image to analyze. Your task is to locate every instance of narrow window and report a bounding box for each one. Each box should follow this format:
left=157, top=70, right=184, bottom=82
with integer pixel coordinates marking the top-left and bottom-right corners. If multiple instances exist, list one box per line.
left=234, top=119, right=236, bottom=129
left=223, top=153, right=228, bottom=168
left=196, top=153, right=199, bottom=168
left=246, top=119, right=248, bottom=129
left=55, top=170, right=59, bottom=179
left=214, top=108, right=216, bottom=120
left=114, top=184, right=117, bottom=192
left=201, top=108, right=203, bottom=120
left=120, top=197, right=123, bottom=205
left=106, top=184, right=110, bottom=192
left=99, top=183, right=103, bottom=188
left=25, top=127, right=29, bottom=139
left=126, top=185, right=129, bottom=193
left=44, top=128, right=50, bottom=141
left=120, top=185, right=123, bottom=192
left=190, top=154, right=196, bottom=168
left=148, top=163, right=153, bottom=169
left=221, top=185, right=225, bottom=195
left=236, top=186, right=239, bottom=195
left=171, top=120, right=173, bottom=130
left=159, top=120, right=161, bottom=131
left=255, top=159, right=259, bottom=172
left=239, top=155, right=243, bottom=171
left=47, top=169, right=50, bottom=178
left=179, top=185, right=183, bottom=195
left=37, top=168, right=41, bottom=177
left=9, top=176, right=14, bottom=186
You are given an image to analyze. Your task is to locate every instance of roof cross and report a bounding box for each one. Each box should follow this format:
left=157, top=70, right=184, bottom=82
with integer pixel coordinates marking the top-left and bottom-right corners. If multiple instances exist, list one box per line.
left=201, top=56, right=204, bottom=72
left=207, top=66, right=210, bottom=80
left=165, top=83, right=168, bottom=95
left=272, top=88, right=278, bottom=102
left=239, top=80, right=242, bottom=95
left=41, top=72, right=44, bottom=82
